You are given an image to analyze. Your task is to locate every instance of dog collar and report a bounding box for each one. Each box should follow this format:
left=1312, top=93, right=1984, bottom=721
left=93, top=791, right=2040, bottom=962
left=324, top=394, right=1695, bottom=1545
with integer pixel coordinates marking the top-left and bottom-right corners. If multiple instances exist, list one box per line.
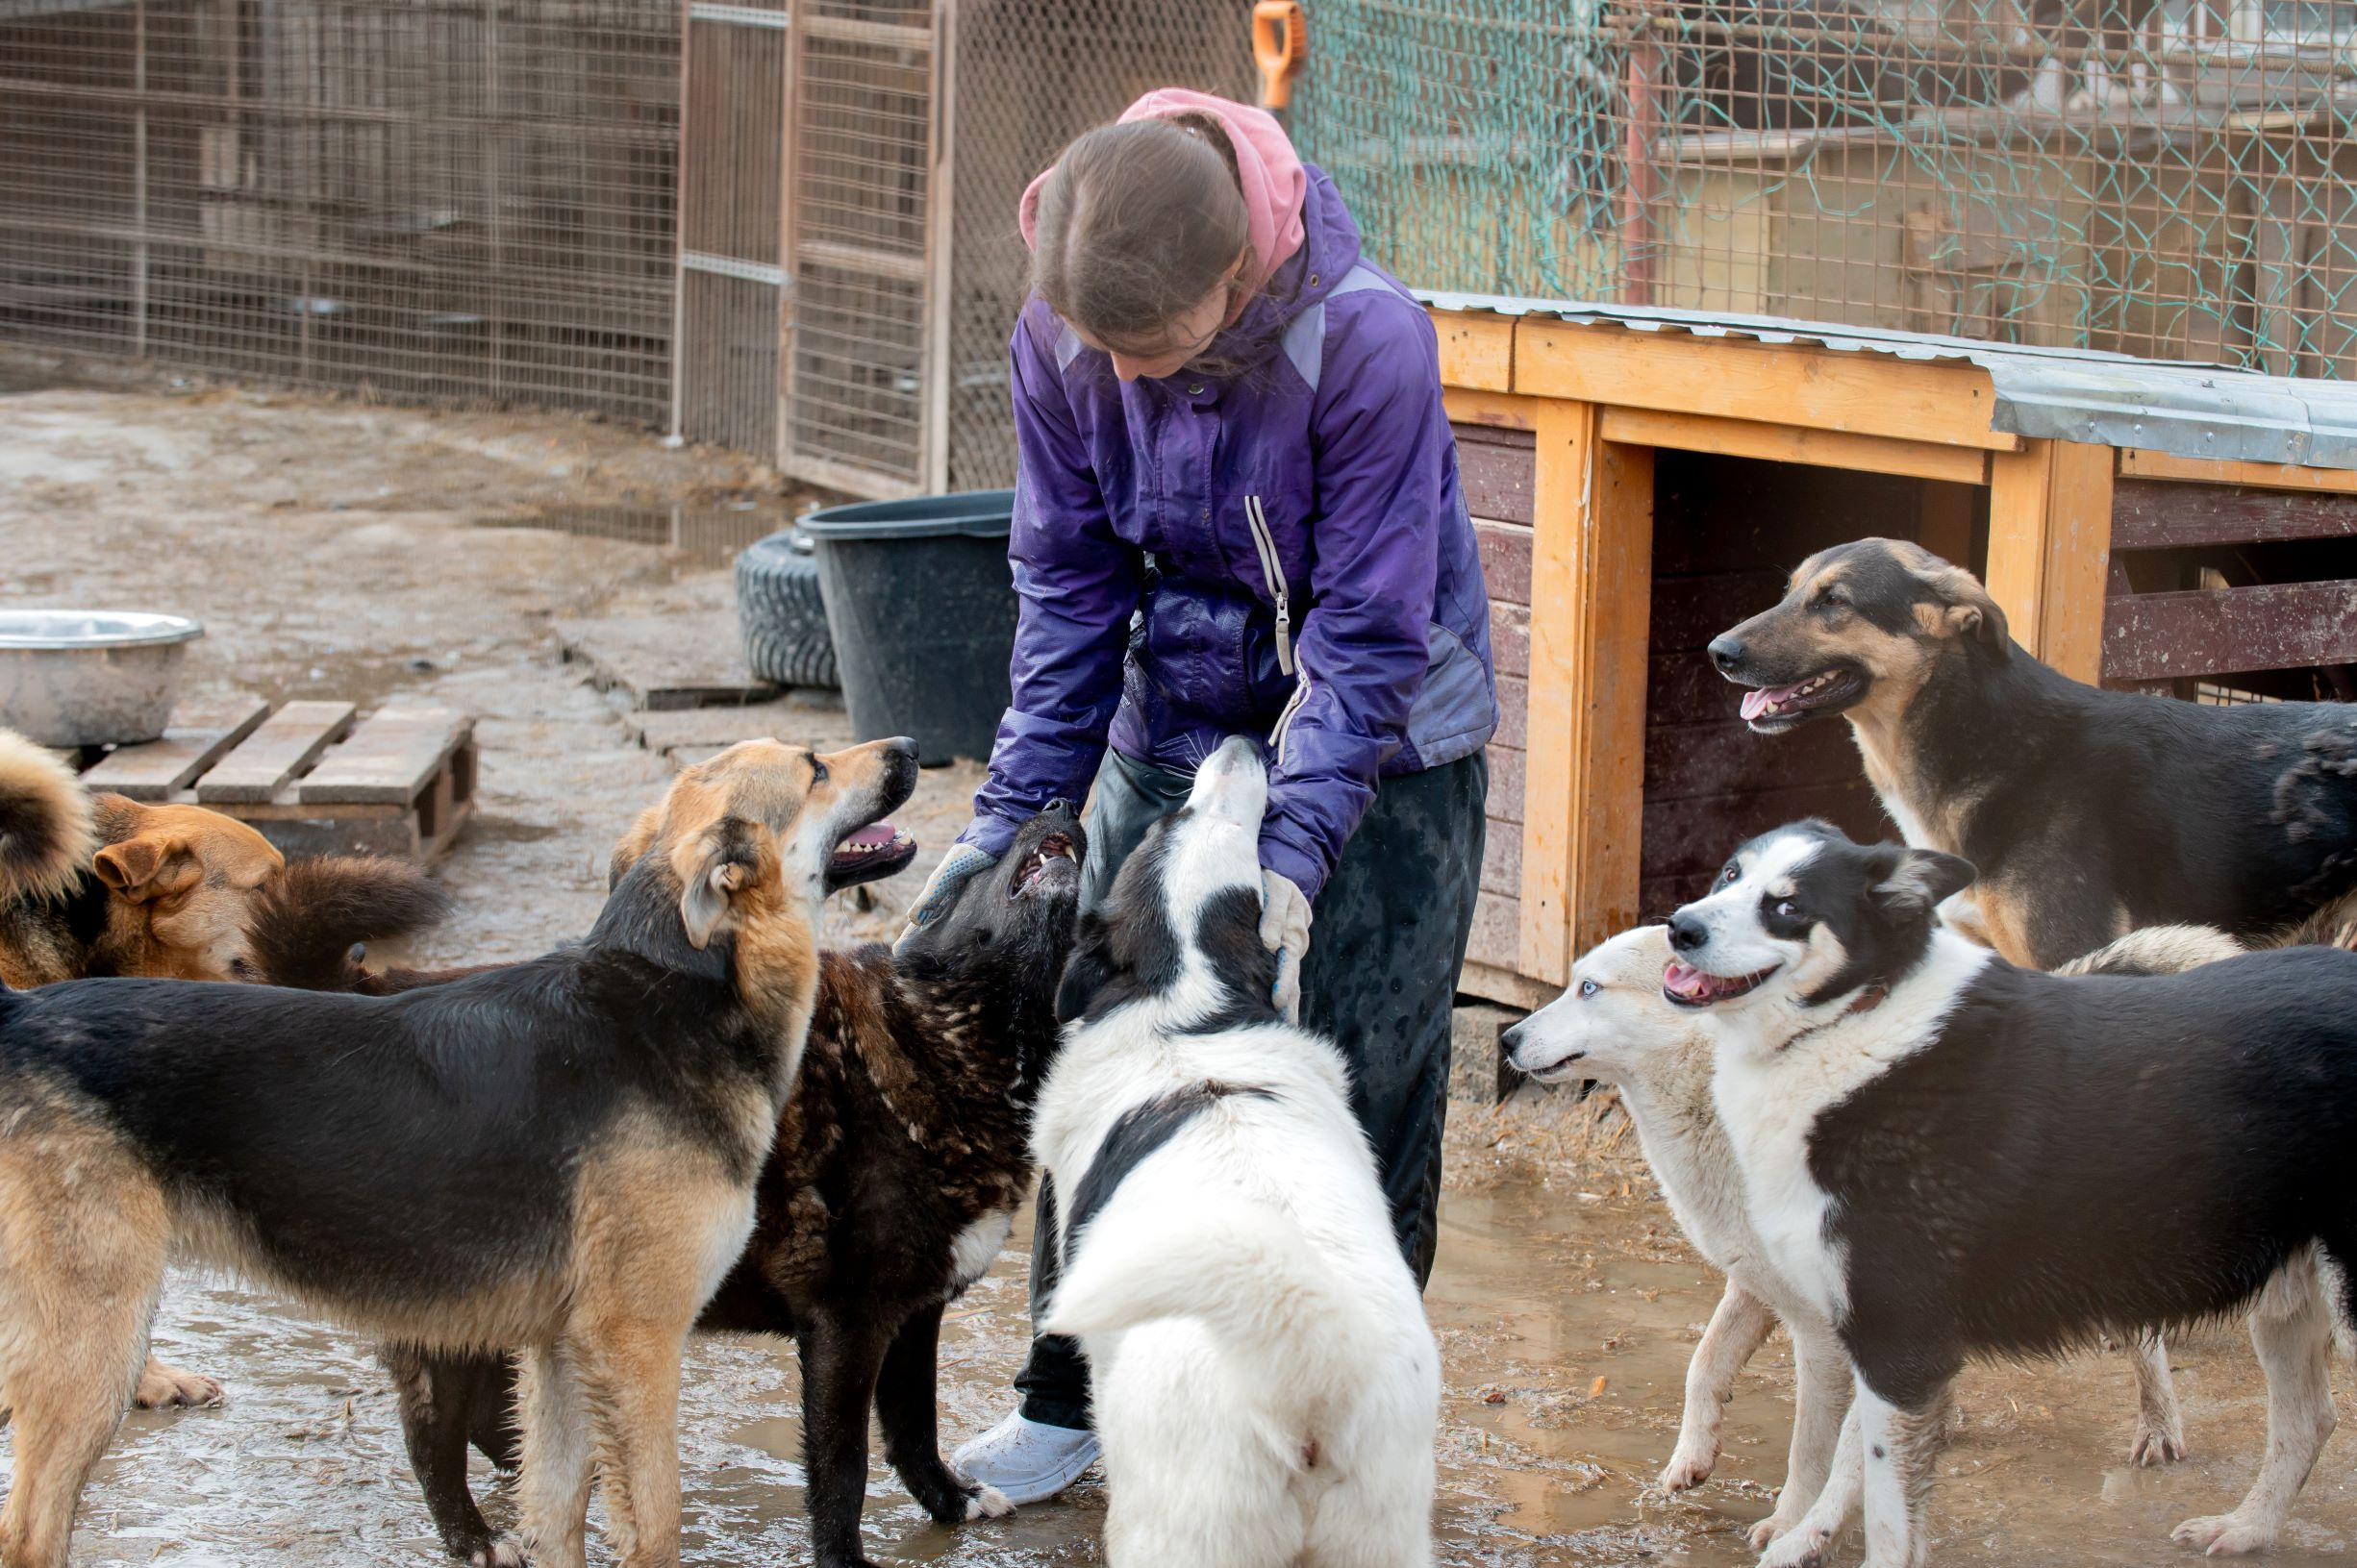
left=1775, top=983, right=1889, bottom=1052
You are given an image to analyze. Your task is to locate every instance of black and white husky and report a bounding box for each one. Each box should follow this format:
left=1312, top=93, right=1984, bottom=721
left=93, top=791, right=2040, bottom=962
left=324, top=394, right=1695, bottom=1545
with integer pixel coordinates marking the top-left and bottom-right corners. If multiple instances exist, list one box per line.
left=1666, top=819, right=2357, bottom=1566
left=1032, top=735, right=1439, bottom=1568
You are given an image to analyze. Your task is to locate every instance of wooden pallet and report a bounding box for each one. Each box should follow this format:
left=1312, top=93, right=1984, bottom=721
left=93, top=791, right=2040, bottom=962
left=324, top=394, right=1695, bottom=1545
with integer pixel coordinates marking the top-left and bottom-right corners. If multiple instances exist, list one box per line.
left=79, top=699, right=477, bottom=863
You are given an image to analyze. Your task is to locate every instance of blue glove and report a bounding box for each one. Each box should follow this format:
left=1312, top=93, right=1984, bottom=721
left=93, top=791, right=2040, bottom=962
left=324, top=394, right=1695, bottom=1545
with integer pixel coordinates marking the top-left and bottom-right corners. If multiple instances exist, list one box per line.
left=895, top=842, right=997, bottom=949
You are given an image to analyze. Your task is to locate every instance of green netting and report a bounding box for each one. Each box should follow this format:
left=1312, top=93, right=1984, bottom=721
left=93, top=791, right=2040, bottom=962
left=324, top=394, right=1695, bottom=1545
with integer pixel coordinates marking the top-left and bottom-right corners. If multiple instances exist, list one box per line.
left=1292, top=0, right=2357, bottom=375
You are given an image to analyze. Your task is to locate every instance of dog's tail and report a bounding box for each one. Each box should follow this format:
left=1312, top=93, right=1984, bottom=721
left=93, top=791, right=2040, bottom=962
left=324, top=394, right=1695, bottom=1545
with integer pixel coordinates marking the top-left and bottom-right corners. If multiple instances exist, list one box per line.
left=0, top=728, right=95, bottom=908
left=243, top=855, right=453, bottom=990
left=1041, top=1197, right=1384, bottom=1411
left=2058, top=924, right=2244, bottom=978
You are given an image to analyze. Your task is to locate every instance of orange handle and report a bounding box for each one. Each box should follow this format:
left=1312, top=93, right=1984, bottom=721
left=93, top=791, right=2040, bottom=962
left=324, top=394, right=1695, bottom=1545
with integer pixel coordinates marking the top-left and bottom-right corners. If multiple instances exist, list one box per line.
left=1253, top=0, right=1308, bottom=112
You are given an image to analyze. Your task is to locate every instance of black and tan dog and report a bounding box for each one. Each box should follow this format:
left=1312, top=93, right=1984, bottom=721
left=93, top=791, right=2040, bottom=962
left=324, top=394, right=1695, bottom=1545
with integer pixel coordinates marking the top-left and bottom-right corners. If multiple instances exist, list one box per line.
left=1708, top=537, right=2357, bottom=967
left=381, top=804, right=1084, bottom=1568
left=0, top=726, right=451, bottom=1411
left=0, top=734, right=917, bottom=1568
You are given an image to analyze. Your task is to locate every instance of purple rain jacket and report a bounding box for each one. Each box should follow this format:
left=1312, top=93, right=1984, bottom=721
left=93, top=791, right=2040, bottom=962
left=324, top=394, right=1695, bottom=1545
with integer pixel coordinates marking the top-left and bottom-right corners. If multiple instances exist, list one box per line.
left=959, top=167, right=1498, bottom=902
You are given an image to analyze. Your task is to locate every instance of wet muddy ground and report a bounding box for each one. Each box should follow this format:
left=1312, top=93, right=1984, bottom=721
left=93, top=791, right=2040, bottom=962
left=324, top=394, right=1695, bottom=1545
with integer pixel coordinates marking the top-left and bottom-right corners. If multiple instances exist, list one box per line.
left=6, top=349, right=2357, bottom=1566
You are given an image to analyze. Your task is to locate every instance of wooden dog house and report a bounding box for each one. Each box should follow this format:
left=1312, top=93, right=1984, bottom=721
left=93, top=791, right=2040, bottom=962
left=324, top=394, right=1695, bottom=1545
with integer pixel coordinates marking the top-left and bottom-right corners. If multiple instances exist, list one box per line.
left=1438, top=297, right=2357, bottom=1008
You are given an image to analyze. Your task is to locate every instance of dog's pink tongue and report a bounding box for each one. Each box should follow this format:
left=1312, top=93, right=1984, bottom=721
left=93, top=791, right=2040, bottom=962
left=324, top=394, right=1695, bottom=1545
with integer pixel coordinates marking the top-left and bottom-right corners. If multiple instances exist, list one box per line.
left=842, top=823, right=899, bottom=849
left=1663, top=961, right=1710, bottom=999
left=1741, top=682, right=1806, bottom=721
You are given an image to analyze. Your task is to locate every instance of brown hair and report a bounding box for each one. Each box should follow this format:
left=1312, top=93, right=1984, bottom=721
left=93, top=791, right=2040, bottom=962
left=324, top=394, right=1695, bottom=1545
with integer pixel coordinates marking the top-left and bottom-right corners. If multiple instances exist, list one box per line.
left=1029, top=114, right=1253, bottom=356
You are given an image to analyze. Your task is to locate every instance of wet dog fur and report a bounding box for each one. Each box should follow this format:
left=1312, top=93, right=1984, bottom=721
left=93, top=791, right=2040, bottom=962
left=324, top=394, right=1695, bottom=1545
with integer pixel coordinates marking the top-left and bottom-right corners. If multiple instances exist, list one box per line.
left=0, top=728, right=451, bottom=1411
left=1034, top=736, right=1439, bottom=1568
left=381, top=805, right=1086, bottom=1568
left=1666, top=820, right=2357, bottom=1564
left=1707, top=538, right=2357, bottom=968
left=0, top=734, right=918, bottom=1568
left=1502, top=920, right=2249, bottom=1553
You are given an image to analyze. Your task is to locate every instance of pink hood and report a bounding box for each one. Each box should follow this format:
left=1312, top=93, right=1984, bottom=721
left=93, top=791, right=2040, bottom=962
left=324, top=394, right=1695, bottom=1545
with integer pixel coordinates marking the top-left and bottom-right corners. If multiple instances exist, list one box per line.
left=1016, top=88, right=1308, bottom=299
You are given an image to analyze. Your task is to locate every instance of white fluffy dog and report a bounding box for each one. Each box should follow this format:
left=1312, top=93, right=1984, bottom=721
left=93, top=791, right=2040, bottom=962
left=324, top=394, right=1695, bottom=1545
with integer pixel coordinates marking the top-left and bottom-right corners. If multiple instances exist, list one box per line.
left=1032, top=735, right=1439, bottom=1568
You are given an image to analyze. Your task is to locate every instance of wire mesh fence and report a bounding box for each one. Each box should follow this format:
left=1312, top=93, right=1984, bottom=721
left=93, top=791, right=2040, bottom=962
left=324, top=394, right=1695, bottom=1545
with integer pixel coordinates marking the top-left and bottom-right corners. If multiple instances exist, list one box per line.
left=1, top=0, right=679, bottom=424
left=1293, top=0, right=2357, bottom=376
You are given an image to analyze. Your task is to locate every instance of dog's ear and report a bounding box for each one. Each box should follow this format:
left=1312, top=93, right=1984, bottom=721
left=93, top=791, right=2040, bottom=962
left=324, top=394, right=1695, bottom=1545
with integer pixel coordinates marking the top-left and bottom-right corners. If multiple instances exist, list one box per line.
left=91, top=834, right=203, bottom=902
left=609, top=804, right=662, bottom=891
left=672, top=819, right=761, bottom=951
left=1870, top=847, right=1976, bottom=920
left=1054, top=913, right=1116, bottom=1025
left=1938, top=574, right=2010, bottom=658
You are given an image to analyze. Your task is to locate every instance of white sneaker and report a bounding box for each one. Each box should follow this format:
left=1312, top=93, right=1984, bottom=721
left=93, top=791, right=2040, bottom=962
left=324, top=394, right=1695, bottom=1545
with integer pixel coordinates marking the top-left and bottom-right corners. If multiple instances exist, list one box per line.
left=951, top=1408, right=1100, bottom=1505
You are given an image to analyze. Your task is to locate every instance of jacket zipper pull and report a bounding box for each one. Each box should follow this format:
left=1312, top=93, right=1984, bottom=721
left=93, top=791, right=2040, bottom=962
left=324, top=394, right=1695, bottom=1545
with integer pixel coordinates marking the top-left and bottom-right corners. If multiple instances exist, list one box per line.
left=1246, top=495, right=1294, bottom=676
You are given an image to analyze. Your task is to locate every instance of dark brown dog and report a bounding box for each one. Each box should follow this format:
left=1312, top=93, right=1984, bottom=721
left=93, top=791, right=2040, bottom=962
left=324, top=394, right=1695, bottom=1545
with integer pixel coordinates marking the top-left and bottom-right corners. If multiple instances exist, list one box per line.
left=1709, top=537, right=2357, bottom=966
left=383, top=805, right=1084, bottom=1568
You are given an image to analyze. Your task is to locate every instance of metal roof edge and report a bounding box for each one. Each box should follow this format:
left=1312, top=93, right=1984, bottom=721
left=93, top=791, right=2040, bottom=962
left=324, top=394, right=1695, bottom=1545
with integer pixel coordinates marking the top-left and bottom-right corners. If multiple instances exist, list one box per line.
left=1416, top=289, right=2357, bottom=473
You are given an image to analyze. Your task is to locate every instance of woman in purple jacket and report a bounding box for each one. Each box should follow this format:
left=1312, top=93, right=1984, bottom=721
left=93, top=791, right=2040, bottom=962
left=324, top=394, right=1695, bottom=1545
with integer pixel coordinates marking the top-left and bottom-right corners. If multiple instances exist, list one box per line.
left=900, top=89, right=1497, bottom=1502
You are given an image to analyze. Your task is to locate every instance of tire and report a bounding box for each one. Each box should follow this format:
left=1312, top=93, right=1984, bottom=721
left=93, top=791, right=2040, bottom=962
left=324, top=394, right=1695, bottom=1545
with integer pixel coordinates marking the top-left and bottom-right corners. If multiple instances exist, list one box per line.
left=736, top=530, right=840, bottom=689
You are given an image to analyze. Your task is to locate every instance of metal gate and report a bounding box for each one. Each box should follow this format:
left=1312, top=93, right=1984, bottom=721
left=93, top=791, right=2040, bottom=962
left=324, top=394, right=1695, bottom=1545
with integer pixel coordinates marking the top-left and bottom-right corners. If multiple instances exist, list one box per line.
left=673, top=0, right=940, bottom=495
left=673, top=0, right=789, bottom=458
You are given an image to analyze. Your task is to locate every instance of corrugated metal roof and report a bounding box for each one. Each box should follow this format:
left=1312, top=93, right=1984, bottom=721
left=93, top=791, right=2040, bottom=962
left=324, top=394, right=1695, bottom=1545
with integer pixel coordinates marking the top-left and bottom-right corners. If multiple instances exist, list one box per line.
left=1419, top=290, right=2357, bottom=472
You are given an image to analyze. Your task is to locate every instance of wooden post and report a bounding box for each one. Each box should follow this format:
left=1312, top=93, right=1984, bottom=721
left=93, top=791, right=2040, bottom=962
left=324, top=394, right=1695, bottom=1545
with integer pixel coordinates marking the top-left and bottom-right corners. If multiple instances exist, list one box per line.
left=1985, top=438, right=2113, bottom=683
left=1520, top=403, right=1653, bottom=986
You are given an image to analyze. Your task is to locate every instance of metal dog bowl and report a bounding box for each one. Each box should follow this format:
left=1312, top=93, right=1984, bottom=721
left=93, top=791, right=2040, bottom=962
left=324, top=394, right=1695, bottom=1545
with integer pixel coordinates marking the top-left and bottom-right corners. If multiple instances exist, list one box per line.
left=0, top=610, right=204, bottom=747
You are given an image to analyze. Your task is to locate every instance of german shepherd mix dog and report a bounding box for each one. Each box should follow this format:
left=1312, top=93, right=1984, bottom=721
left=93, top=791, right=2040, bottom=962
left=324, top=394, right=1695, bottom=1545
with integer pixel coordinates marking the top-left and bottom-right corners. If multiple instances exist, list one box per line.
left=1501, top=922, right=2247, bottom=1553
left=1667, top=819, right=2357, bottom=1566
left=0, top=735, right=917, bottom=1568
left=384, top=804, right=1086, bottom=1568
left=1036, top=735, right=1439, bottom=1568
left=0, top=726, right=446, bottom=992
left=1707, top=537, right=2357, bottom=968
left=0, top=726, right=450, bottom=1412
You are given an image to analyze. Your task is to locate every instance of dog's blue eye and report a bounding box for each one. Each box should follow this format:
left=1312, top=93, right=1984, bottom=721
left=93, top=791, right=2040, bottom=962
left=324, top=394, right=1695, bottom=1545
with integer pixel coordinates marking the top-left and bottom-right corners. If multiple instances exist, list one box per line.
left=1578, top=979, right=1598, bottom=998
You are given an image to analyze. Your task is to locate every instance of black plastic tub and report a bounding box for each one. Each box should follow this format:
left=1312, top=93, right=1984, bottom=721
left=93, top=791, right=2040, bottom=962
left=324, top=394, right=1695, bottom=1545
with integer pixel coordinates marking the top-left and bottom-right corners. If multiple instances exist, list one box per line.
left=801, top=489, right=1017, bottom=765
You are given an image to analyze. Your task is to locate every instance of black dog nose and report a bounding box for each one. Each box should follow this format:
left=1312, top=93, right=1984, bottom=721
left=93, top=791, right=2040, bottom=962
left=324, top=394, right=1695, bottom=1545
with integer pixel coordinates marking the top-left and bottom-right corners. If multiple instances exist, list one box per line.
left=1707, top=635, right=1745, bottom=674
left=1667, top=911, right=1709, bottom=953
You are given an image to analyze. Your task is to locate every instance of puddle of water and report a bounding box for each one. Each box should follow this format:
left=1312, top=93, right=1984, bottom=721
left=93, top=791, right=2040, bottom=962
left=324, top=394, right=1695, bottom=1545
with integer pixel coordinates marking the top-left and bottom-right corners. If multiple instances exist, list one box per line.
left=475, top=505, right=790, bottom=565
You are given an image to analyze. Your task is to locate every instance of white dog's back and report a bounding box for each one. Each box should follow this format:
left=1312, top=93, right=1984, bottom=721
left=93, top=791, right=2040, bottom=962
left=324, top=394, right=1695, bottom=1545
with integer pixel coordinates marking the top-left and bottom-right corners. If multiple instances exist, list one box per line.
left=1040, top=1024, right=1438, bottom=1568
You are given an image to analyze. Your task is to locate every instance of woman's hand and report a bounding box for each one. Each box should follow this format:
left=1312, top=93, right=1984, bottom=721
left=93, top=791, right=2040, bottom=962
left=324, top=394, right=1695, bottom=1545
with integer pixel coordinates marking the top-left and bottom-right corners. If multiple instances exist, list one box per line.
left=895, top=843, right=999, bottom=949
left=1259, top=868, right=1312, bottom=1024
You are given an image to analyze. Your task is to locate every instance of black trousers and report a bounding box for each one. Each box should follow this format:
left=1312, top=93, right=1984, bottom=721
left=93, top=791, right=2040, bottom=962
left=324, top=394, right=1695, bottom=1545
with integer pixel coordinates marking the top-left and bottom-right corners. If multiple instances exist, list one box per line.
left=1016, top=746, right=1489, bottom=1431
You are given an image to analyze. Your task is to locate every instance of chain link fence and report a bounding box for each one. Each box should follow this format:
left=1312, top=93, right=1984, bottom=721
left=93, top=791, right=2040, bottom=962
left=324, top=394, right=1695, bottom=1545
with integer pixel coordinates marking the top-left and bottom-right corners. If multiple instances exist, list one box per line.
left=1294, top=0, right=2357, bottom=376
left=1, top=0, right=679, bottom=423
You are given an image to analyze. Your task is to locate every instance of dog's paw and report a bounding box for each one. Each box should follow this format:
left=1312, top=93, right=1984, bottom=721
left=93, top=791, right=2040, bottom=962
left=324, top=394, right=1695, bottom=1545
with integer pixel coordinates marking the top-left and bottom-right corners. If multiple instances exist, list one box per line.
left=469, top=1539, right=528, bottom=1568
left=965, top=1484, right=1015, bottom=1521
left=2130, top=1422, right=2188, bottom=1466
left=1659, top=1438, right=1718, bottom=1492
left=1748, top=1508, right=1810, bottom=1554
left=134, top=1359, right=225, bottom=1409
left=1755, top=1521, right=1834, bottom=1568
left=2172, top=1514, right=2276, bottom=1556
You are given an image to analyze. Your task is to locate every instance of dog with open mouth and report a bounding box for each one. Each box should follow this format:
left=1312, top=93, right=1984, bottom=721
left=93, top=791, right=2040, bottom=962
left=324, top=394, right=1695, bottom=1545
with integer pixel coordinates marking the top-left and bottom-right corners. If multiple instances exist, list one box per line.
left=1501, top=919, right=2275, bottom=1555
left=382, top=805, right=1085, bottom=1568
left=1707, top=536, right=2357, bottom=968
left=1033, top=735, right=1439, bottom=1568
left=1663, top=818, right=2357, bottom=1567
left=0, top=735, right=916, bottom=1568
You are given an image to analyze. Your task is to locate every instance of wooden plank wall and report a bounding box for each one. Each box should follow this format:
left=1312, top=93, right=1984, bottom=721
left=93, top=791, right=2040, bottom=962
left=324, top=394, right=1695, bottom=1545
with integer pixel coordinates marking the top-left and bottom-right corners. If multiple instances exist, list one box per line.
left=1454, top=421, right=1536, bottom=979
